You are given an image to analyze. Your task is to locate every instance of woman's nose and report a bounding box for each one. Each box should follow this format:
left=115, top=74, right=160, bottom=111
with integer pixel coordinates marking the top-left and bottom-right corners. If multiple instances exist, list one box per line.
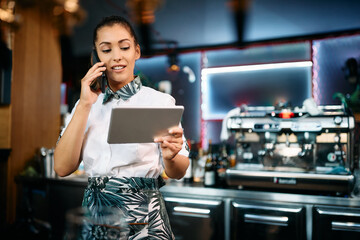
left=112, top=48, right=123, bottom=61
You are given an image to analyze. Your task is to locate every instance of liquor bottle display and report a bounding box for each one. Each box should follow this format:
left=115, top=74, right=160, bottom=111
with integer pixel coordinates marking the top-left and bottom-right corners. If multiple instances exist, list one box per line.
left=204, top=140, right=216, bottom=187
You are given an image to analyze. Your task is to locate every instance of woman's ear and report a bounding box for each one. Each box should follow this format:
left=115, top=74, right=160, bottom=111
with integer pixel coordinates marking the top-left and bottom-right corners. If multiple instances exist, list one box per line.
left=135, top=44, right=141, bottom=60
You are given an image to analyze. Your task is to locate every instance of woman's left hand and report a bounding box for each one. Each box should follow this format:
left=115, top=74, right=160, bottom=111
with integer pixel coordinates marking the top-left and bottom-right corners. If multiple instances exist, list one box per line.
left=154, top=126, right=184, bottom=162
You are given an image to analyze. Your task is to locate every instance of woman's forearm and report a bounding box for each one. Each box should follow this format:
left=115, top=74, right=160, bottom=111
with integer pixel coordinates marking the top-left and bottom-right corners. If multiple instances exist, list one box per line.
left=164, top=154, right=189, bottom=180
left=54, top=103, right=91, bottom=177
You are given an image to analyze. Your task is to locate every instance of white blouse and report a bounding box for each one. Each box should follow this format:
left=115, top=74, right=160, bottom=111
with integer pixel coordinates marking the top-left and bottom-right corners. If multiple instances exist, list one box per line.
left=61, top=86, right=189, bottom=178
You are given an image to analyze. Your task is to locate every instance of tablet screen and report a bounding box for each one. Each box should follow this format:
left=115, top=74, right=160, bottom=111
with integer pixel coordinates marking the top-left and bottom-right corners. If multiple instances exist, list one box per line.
left=107, top=106, right=184, bottom=144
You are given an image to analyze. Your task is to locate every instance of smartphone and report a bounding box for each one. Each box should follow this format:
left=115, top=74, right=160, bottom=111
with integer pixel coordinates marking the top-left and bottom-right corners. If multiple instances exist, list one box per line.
left=90, top=49, right=106, bottom=93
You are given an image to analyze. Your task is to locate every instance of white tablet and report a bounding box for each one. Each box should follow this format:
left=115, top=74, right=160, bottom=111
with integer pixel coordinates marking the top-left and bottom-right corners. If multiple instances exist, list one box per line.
left=107, top=106, right=184, bottom=144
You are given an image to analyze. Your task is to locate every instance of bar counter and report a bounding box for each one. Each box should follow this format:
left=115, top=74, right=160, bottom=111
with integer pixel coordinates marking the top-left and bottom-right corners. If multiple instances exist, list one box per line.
left=15, top=175, right=360, bottom=240
left=16, top=175, right=360, bottom=207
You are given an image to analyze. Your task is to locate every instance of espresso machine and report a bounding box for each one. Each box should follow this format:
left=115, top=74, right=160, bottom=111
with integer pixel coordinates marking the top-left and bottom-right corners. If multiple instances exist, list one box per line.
left=224, top=103, right=356, bottom=194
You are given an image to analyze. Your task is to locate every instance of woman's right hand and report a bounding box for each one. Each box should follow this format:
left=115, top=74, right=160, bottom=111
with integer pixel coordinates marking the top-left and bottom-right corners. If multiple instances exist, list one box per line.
left=54, top=62, right=106, bottom=177
left=79, top=62, right=107, bottom=107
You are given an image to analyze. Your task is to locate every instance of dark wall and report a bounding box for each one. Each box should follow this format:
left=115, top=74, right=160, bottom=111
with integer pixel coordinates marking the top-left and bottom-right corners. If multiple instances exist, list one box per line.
left=72, top=0, right=360, bottom=56
left=244, top=0, right=360, bottom=42
left=314, top=35, right=360, bottom=105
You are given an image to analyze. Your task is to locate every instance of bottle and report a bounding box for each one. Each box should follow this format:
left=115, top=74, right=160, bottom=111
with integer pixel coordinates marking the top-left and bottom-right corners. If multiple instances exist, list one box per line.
left=216, top=143, right=229, bottom=188
left=183, top=158, right=193, bottom=183
left=194, top=147, right=205, bottom=183
left=229, top=149, right=237, bottom=168
left=204, top=140, right=216, bottom=187
left=184, top=141, right=197, bottom=183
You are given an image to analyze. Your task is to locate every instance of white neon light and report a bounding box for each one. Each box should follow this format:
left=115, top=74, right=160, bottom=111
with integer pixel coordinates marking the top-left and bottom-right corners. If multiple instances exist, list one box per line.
left=201, top=61, right=313, bottom=75
left=173, top=206, right=211, bottom=215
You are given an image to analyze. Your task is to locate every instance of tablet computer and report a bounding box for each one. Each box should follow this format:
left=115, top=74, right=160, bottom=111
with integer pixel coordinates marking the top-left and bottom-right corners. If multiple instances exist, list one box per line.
left=107, top=106, right=184, bottom=144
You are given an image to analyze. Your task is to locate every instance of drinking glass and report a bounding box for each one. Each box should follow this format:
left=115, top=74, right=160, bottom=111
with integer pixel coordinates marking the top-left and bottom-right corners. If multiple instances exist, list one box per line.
left=64, top=206, right=129, bottom=240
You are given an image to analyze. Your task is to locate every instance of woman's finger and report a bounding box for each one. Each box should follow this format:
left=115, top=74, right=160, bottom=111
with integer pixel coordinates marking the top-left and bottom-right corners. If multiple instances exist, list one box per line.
left=160, top=141, right=182, bottom=160
left=157, top=135, right=182, bottom=145
left=82, top=66, right=106, bottom=84
left=169, top=127, right=183, bottom=136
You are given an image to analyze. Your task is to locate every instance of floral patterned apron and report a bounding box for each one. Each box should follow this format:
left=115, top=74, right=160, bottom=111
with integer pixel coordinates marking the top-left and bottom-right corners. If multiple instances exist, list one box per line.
left=81, top=176, right=174, bottom=240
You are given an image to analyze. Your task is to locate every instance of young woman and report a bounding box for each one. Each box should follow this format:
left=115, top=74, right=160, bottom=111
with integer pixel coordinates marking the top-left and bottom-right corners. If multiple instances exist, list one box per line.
left=54, top=15, right=189, bottom=239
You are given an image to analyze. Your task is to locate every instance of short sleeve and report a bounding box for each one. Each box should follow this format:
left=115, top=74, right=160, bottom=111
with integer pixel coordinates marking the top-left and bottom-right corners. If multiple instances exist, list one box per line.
left=56, top=100, right=80, bottom=145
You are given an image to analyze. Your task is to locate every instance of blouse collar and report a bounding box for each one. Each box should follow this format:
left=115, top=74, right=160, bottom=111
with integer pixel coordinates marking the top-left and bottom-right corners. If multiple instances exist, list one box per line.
left=103, top=76, right=142, bottom=104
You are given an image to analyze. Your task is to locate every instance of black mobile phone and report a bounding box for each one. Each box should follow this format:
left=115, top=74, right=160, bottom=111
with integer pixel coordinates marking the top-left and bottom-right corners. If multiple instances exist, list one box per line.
left=90, top=49, right=106, bottom=93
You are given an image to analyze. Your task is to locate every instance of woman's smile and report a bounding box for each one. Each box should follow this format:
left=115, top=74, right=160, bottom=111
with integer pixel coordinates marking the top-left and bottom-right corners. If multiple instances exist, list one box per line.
left=111, top=64, right=126, bottom=72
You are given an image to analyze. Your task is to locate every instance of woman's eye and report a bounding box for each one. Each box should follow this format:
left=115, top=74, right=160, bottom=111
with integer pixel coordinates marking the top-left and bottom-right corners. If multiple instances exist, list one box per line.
left=102, top=49, right=111, bottom=53
left=121, top=47, right=130, bottom=50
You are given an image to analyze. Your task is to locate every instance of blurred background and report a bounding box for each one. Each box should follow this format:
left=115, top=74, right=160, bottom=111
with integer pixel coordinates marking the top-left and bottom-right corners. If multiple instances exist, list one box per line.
left=48, top=0, right=360, bottom=144
left=1, top=0, right=360, bottom=239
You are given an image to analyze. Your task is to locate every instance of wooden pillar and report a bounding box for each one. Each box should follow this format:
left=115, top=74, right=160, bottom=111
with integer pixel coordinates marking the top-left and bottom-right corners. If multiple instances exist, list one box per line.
left=0, top=105, right=11, bottom=227
left=6, top=4, right=61, bottom=223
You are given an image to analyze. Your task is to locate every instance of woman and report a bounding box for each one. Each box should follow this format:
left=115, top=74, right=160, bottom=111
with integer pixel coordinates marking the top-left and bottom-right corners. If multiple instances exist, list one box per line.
left=54, top=15, right=189, bottom=239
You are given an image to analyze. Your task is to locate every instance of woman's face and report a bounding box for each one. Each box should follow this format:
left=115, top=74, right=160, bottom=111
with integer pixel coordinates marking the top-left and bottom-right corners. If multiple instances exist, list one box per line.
left=95, top=24, right=140, bottom=91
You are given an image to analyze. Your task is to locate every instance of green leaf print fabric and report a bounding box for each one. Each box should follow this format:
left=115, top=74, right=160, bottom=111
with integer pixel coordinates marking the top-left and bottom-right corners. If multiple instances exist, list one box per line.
left=81, top=176, right=174, bottom=240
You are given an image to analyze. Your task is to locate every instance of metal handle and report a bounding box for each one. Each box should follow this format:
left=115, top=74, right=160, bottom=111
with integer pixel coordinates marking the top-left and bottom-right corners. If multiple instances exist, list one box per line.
left=233, top=202, right=303, bottom=213
left=332, top=221, right=360, bottom=232
left=244, top=214, right=289, bottom=226
left=317, top=209, right=360, bottom=218
left=172, top=206, right=211, bottom=218
left=164, top=197, right=221, bottom=206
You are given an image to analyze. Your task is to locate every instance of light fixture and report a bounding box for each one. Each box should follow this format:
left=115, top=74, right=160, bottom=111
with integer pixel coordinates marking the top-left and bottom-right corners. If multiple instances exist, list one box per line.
left=202, top=61, right=313, bottom=75
left=11, top=0, right=86, bottom=33
left=0, top=1, right=20, bottom=27
left=126, top=0, right=163, bottom=24
left=126, top=0, right=164, bottom=55
left=64, top=0, right=80, bottom=13
left=168, top=51, right=180, bottom=72
left=183, top=65, right=196, bottom=83
left=0, top=8, right=14, bottom=22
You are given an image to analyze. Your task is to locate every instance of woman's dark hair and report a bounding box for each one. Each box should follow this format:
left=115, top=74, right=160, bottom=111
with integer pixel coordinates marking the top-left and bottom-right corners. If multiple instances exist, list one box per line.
left=93, top=15, right=139, bottom=47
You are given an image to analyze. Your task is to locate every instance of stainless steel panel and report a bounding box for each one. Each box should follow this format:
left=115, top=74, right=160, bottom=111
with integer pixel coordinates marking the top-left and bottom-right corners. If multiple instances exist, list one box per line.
left=164, top=197, right=225, bottom=240
left=231, top=200, right=306, bottom=240
left=313, top=206, right=360, bottom=240
left=226, top=169, right=355, bottom=194
left=161, top=184, right=360, bottom=207
left=227, top=169, right=355, bottom=180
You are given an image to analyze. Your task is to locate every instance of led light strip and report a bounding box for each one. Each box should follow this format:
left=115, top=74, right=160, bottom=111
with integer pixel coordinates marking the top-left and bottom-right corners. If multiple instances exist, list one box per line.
left=312, top=42, right=321, bottom=105
left=201, top=61, right=313, bottom=75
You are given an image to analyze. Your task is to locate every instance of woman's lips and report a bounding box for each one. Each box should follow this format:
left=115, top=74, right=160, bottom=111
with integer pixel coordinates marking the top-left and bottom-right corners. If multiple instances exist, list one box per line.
left=112, top=65, right=126, bottom=72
